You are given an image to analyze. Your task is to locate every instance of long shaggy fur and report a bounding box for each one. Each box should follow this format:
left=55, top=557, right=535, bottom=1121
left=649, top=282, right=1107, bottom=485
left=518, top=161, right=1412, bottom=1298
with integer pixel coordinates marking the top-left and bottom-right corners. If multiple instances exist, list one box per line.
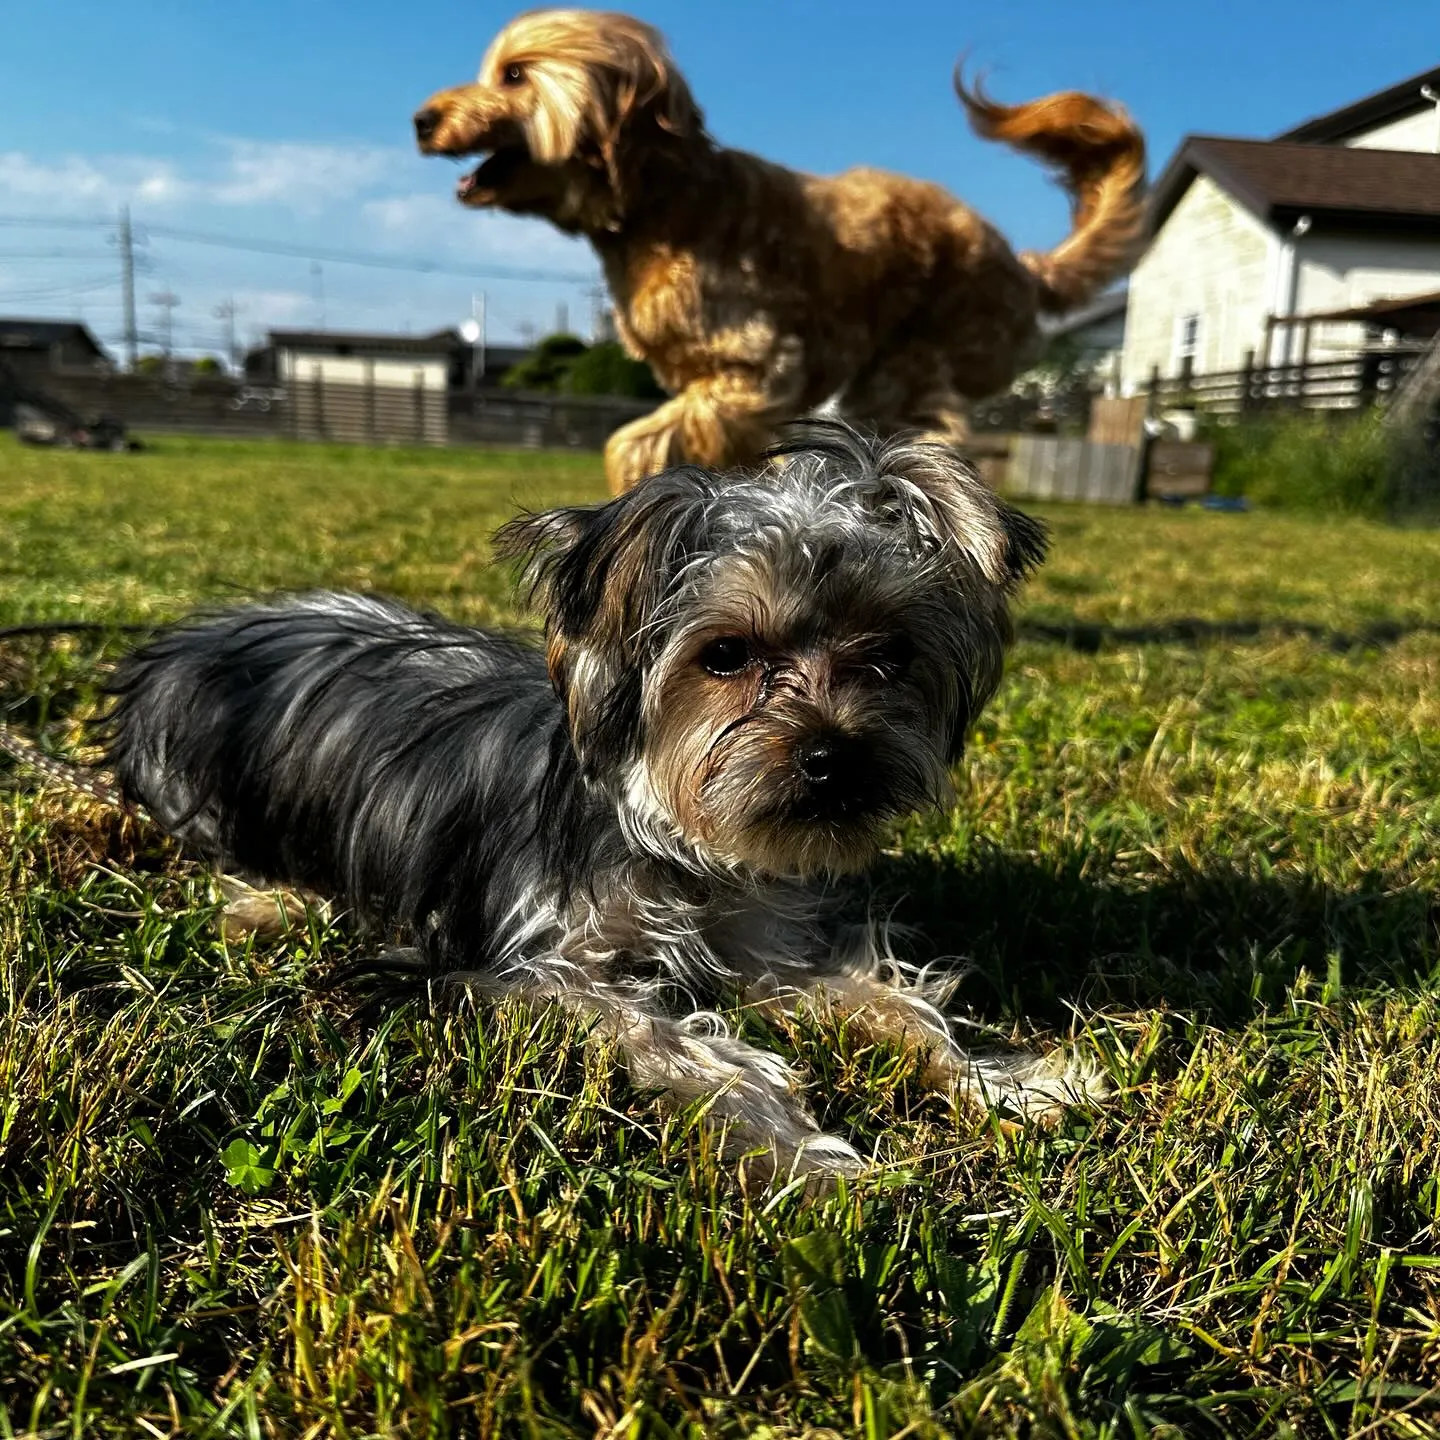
left=104, top=423, right=1099, bottom=1181
left=414, top=9, right=1146, bottom=493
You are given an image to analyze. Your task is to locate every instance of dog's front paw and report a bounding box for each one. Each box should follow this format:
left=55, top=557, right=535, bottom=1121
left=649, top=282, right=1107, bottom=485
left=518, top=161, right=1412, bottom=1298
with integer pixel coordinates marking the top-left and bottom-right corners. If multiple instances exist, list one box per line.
left=959, top=1045, right=1111, bottom=1124
left=217, top=875, right=325, bottom=945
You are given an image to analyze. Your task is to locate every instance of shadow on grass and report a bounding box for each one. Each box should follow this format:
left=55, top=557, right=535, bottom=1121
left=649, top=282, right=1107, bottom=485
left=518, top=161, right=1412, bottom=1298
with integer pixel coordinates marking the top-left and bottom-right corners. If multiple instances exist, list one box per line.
left=870, top=847, right=1439, bottom=1029
left=1018, top=615, right=1440, bottom=653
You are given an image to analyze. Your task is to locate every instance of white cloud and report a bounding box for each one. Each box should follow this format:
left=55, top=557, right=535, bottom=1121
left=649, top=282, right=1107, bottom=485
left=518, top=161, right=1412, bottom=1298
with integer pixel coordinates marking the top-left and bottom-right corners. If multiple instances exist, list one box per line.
left=207, top=140, right=400, bottom=209
left=0, top=151, right=188, bottom=210
left=231, top=288, right=316, bottom=326
left=0, top=133, right=602, bottom=346
left=0, top=138, right=401, bottom=214
left=360, top=192, right=593, bottom=271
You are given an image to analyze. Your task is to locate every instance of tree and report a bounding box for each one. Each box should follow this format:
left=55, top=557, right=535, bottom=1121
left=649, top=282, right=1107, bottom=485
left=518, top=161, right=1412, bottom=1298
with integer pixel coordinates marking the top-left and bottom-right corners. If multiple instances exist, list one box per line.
left=500, top=333, right=665, bottom=398
left=501, top=333, right=589, bottom=392
left=563, top=342, right=664, bottom=399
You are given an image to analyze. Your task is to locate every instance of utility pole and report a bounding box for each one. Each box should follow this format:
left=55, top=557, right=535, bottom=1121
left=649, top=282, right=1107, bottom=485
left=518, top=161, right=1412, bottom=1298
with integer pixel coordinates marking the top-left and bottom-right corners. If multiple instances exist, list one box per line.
left=470, top=292, right=486, bottom=388
left=118, top=206, right=138, bottom=372
left=150, top=289, right=180, bottom=369
left=588, top=284, right=613, bottom=343
left=311, top=261, right=326, bottom=328
left=213, top=298, right=242, bottom=372
left=556, top=300, right=569, bottom=335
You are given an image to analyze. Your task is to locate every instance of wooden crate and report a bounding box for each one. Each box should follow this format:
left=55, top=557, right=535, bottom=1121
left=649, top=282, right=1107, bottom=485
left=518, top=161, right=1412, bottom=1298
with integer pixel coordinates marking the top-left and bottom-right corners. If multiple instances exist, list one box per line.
left=1145, top=440, right=1214, bottom=499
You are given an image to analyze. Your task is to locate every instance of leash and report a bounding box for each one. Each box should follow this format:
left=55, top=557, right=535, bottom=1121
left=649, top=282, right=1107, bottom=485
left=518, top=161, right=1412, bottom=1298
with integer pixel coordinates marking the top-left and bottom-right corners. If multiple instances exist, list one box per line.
left=0, top=621, right=154, bottom=817
left=0, top=720, right=144, bottom=816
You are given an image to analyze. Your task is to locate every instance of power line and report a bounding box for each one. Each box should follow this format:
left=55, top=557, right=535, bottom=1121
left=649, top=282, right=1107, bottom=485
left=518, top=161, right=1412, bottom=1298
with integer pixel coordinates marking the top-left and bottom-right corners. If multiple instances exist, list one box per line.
left=144, top=222, right=595, bottom=284
left=0, top=248, right=120, bottom=261
left=0, top=212, right=596, bottom=284
left=0, top=216, right=114, bottom=231
left=0, top=275, right=118, bottom=301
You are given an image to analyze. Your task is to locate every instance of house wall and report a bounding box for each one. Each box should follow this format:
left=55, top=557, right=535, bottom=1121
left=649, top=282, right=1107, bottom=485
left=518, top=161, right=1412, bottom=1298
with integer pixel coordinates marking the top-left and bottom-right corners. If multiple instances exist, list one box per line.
left=1120, top=175, right=1275, bottom=391
left=1345, top=107, right=1439, bottom=153
left=1294, top=233, right=1440, bottom=356
left=278, top=352, right=449, bottom=390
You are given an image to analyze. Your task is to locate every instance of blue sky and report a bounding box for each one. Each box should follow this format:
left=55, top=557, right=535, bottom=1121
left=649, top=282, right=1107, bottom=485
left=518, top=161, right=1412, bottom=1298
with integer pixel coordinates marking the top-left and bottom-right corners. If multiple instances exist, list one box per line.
left=2, top=1, right=1436, bottom=356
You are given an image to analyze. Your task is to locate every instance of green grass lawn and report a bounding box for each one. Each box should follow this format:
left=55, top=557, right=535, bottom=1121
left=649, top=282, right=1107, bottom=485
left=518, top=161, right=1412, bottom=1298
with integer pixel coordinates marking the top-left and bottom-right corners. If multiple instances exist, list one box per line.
left=2, top=434, right=1439, bottom=1438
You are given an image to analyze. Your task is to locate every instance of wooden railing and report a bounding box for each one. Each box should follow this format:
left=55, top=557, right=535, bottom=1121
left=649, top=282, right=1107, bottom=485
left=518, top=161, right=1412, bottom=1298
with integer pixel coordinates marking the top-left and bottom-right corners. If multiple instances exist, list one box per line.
left=1145, top=347, right=1425, bottom=416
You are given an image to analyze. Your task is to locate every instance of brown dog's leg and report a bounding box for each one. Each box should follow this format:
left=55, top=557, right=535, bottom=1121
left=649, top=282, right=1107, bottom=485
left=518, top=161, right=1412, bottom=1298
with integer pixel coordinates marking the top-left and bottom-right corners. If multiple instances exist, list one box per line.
left=603, top=374, right=783, bottom=493
left=836, top=358, right=972, bottom=452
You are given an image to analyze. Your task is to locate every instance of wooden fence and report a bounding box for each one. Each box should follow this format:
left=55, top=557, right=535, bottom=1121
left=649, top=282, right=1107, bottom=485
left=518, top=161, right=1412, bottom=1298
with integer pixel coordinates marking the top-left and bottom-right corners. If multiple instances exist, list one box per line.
left=1145, top=347, right=1424, bottom=417
left=448, top=389, right=654, bottom=451
left=1005, top=436, right=1143, bottom=505
left=13, top=370, right=656, bottom=450
left=292, top=373, right=447, bottom=446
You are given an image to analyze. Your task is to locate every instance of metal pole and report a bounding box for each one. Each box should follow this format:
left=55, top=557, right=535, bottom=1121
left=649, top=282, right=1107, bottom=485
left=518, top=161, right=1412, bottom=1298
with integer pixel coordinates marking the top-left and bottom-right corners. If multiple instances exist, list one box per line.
left=119, top=206, right=137, bottom=372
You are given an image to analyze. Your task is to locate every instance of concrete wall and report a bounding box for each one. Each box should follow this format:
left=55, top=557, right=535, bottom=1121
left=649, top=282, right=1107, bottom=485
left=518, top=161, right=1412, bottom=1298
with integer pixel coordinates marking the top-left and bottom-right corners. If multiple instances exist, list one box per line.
left=279, top=352, right=449, bottom=391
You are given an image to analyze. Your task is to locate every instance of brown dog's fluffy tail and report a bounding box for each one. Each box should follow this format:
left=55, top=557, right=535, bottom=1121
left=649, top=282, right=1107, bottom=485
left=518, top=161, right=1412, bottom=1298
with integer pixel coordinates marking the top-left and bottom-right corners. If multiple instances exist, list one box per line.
left=957, top=76, right=1146, bottom=314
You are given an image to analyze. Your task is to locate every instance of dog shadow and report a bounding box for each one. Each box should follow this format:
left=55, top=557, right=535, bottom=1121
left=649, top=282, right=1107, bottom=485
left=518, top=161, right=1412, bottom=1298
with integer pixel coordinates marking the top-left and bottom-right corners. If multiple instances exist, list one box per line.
left=1016, top=615, right=1440, bottom=655
left=866, top=846, right=1438, bottom=1031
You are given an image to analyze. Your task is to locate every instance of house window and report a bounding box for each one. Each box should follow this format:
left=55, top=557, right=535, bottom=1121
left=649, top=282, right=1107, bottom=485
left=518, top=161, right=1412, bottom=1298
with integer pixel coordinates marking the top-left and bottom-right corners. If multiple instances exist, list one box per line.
left=1172, top=312, right=1202, bottom=373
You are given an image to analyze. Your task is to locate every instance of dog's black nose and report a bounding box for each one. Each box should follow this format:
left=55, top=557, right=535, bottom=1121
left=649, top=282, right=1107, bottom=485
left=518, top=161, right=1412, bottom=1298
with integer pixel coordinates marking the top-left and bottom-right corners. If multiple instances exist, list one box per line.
left=414, top=107, right=441, bottom=144
left=795, top=735, right=851, bottom=786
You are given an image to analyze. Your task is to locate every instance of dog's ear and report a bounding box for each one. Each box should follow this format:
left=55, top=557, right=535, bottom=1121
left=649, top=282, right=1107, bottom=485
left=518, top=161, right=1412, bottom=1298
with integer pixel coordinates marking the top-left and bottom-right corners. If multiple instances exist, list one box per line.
left=873, top=436, right=1048, bottom=590
left=603, top=22, right=702, bottom=140
left=494, top=467, right=715, bottom=770
left=585, top=19, right=702, bottom=214
left=766, top=422, right=1048, bottom=590
left=495, top=466, right=714, bottom=650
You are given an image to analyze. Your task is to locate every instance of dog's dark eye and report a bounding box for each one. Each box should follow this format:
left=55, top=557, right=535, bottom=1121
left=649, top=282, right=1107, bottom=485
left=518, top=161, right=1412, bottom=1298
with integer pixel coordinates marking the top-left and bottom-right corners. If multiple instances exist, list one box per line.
left=859, top=634, right=914, bottom=678
left=698, top=636, right=755, bottom=677
left=500, top=62, right=526, bottom=86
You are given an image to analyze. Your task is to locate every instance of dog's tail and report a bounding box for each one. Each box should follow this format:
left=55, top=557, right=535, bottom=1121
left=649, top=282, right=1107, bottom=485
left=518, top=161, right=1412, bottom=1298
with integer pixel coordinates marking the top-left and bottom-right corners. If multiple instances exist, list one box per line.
left=956, top=74, right=1146, bottom=314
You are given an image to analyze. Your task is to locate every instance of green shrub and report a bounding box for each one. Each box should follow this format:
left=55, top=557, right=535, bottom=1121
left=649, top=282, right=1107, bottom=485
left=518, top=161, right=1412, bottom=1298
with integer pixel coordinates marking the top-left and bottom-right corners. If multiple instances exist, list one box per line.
left=563, top=341, right=664, bottom=399
left=502, top=333, right=664, bottom=399
left=500, top=332, right=589, bottom=391
left=1204, top=410, right=1419, bottom=517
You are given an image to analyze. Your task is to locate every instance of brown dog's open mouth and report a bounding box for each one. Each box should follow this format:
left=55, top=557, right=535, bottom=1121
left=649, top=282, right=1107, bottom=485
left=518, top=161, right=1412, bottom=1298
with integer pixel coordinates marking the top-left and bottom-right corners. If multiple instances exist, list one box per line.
left=457, top=146, right=530, bottom=202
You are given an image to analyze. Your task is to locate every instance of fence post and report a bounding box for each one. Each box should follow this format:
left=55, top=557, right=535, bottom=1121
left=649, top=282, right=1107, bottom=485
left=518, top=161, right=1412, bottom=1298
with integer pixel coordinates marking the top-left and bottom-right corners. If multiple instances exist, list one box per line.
left=1359, top=351, right=1383, bottom=408
left=1239, top=349, right=1254, bottom=414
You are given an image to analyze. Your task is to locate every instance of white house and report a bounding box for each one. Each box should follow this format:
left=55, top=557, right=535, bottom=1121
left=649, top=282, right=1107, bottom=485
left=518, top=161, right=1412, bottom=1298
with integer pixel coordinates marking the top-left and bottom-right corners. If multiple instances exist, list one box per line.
left=261, top=328, right=463, bottom=445
left=1120, top=65, right=1440, bottom=393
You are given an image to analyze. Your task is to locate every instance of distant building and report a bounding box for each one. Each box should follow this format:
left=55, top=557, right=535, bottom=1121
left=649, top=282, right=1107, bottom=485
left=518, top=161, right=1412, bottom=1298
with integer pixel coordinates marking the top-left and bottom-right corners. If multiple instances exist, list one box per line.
left=0, top=318, right=111, bottom=426
left=0, top=317, right=110, bottom=379
left=1040, top=287, right=1128, bottom=390
left=245, top=329, right=530, bottom=391
left=1121, top=64, right=1440, bottom=391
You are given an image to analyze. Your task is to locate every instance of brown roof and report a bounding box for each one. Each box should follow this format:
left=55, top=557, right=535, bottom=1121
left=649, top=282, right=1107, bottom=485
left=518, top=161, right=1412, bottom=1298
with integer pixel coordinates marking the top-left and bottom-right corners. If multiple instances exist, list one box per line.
left=267, top=327, right=465, bottom=356
left=1276, top=64, right=1440, bottom=144
left=1149, top=136, right=1440, bottom=234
